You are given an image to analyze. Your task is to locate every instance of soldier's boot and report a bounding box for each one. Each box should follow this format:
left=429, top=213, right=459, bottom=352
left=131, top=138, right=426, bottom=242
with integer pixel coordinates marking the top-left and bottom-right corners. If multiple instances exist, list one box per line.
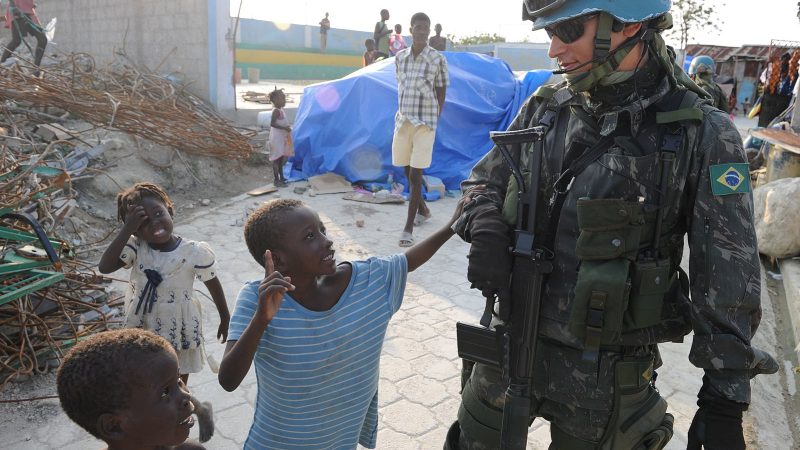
left=443, top=421, right=461, bottom=450
left=191, top=397, right=214, bottom=443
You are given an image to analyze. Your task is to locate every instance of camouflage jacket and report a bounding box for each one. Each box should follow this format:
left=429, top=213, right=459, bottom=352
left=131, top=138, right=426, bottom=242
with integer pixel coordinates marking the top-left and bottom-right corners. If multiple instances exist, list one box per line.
left=696, top=74, right=730, bottom=113
left=454, top=63, right=774, bottom=404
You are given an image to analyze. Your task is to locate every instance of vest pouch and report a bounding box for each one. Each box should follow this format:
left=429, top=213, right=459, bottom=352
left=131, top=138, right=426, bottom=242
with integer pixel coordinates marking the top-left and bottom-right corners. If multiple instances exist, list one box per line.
left=569, top=259, right=631, bottom=344
left=570, top=199, right=644, bottom=346
left=624, top=259, right=672, bottom=330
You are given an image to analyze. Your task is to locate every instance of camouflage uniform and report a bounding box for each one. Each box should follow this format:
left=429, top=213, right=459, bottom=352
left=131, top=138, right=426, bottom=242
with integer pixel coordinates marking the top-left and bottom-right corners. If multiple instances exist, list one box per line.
left=695, top=73, right=730, bottom=113
left=450, top=50, right=776, bottom=449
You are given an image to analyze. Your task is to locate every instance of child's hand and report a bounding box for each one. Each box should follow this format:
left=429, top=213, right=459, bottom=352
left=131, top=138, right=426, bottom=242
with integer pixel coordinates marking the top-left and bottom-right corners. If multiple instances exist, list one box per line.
left=256, top=250, right=294, bottom=324
left=122, top=203, right=148, bottom=234
left=217, top=321, right=229, bottom=343
left=448, top=185, right=487, bottom=226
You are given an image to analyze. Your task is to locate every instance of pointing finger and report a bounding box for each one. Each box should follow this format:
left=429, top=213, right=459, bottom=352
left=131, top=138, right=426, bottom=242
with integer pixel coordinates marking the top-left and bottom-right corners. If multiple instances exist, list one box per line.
left=264, top=249, right=274, bottom=276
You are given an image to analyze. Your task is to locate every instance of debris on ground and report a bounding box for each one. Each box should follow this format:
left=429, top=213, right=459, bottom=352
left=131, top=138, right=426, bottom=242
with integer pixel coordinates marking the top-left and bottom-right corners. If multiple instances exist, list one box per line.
left=0, top=51, right=254, bottom=159
left=0, top=51, right=267, bottom=394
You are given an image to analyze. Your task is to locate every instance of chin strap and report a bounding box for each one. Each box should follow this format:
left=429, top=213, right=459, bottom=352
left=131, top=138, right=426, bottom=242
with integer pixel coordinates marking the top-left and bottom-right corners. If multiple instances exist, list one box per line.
left=562, top=13, right=647, bottom=93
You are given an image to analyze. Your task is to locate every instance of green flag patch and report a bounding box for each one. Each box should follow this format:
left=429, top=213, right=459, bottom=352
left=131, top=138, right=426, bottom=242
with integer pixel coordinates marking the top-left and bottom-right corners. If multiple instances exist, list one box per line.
left=710, top=163, right=751, bottom=196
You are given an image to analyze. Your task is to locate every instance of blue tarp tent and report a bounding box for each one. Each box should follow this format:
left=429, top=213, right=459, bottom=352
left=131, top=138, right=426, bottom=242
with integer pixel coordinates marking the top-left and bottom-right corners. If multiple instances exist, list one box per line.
left=291, top=52, right=551, bottom=190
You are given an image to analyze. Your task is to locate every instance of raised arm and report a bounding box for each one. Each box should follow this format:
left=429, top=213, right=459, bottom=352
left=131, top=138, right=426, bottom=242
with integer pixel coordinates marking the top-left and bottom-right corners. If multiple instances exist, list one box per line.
left=218, top=250, right=293, bottom=391
left=98, top=204, right=146, bottom=273
left=405, top=187, right=484, bottom=271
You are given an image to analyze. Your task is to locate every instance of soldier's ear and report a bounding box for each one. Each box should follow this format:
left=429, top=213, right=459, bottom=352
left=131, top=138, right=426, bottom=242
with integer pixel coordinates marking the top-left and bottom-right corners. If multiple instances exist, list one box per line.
left=621, top=22, right=643, bottom=38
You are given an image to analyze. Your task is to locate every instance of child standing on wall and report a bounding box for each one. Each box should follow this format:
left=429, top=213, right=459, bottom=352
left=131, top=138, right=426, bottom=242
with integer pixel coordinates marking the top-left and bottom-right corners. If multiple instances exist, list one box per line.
left=268, top=88, right=293, bottom=187
left=99, top=182, right=230, bottom=444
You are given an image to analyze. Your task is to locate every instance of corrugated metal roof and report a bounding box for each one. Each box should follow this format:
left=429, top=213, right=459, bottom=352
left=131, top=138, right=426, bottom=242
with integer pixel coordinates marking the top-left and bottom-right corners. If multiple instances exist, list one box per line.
left=686, top=43, right=800, bottom=62
left=685, top=44, right=738, bottom=61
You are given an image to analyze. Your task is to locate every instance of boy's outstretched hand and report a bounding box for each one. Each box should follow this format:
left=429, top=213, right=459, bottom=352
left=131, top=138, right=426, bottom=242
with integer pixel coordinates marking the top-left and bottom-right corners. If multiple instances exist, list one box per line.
left=447, top=185, right=487, bottom=227
left=257, top=250, right=294, bottom=324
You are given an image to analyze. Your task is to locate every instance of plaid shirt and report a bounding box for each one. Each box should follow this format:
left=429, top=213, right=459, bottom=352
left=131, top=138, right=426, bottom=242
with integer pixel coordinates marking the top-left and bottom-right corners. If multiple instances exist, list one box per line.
left=395, top=45, right=449, bottom=130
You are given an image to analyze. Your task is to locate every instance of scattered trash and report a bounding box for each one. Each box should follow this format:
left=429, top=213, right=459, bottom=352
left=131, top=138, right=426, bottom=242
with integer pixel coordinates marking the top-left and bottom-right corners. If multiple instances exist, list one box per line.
left=308, top=173, right=353, bottom=195
left=767, top=271, right=783, bottom=281
left=201, top=199, right=211, bottom=206
left=355, top=219, right=365, bottom=228
left=246, top=186, right=279, bottom=196
left=343, top=191, right=404, bottom=205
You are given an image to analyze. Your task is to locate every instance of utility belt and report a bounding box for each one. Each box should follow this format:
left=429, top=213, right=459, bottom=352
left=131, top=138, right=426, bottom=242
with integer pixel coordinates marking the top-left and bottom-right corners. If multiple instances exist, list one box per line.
left=569, top=198, right=690, bottom=360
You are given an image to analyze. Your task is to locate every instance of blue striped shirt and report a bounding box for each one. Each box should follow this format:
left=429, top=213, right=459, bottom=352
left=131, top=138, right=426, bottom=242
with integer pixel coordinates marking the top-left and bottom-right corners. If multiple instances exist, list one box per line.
left=229, top=254, right=408, bottom=449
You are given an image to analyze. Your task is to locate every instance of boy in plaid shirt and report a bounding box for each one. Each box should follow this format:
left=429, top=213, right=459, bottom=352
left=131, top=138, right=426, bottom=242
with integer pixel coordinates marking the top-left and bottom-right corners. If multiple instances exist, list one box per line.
left=392, top=11, right=449, bottom=248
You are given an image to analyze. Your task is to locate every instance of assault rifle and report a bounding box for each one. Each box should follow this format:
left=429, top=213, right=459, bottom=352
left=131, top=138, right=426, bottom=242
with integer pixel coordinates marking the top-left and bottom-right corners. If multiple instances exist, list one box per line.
left=456, top=126, right=552, bottom=450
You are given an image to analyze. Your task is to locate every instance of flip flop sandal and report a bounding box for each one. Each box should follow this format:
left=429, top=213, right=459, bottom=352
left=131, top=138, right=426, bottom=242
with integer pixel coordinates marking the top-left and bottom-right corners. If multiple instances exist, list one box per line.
left=414, top=212, right=432, bottom=226
left=398, top=231, right=415, bottom=247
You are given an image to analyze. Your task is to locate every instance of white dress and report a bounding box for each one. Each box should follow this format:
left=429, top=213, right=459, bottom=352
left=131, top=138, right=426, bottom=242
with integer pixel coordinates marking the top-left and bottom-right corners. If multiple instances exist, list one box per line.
left=120, top=236, right=217, bottom=374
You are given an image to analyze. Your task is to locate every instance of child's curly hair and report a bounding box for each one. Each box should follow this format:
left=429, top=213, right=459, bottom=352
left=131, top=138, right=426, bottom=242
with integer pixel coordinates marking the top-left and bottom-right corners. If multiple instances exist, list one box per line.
left=56, top=329, right=176, bottom=439
left=244, top=198, right=304, bottom=267
left=268, top=87, right=285, bottom=104
left=116, top=182, right=174, bottom=222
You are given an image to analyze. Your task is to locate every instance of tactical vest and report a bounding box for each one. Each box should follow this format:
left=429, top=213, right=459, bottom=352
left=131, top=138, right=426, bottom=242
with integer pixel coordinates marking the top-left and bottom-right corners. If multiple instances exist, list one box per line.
left=500, top=82, right=705, bottom=357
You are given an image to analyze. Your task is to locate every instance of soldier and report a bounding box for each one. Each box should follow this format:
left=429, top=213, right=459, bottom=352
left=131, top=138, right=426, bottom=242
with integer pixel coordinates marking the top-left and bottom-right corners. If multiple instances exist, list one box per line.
left=689, top=55, right=730, bottom=113
left=446, top=1, right=778, bottom=449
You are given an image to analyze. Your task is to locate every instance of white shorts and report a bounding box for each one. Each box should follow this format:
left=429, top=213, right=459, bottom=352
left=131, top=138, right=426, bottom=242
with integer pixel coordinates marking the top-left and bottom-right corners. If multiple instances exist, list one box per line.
left=391, top=121, right=435, bottom=169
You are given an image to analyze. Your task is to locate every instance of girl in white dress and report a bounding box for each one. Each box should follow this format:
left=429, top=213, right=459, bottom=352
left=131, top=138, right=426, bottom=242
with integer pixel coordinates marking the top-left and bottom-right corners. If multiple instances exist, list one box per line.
left=268, top=88, right=293, bottom=187
left=98, top=182, right=229, bottom=443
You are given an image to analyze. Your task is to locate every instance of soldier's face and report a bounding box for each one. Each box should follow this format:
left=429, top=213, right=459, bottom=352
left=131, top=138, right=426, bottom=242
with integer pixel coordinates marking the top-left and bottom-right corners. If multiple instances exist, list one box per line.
left=547, top=16, right=643, bottom=73
left=547, top=16, right=599, bottom=73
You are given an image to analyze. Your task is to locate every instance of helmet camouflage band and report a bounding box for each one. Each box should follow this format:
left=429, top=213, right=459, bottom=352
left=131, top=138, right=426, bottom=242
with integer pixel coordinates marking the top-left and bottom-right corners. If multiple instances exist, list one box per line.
left=523, top=0, right=672, bottom=30
left=688, top=55, right=715, bottom=75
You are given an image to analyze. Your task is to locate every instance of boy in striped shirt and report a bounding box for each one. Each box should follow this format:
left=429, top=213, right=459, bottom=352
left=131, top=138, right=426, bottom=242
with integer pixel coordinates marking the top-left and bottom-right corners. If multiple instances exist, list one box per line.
left=219, top=193, right=480, bottom=449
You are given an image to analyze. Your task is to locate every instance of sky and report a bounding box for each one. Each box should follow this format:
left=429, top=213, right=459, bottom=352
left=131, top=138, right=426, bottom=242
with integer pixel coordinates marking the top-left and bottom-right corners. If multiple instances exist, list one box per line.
left=231, top=0, right=800, bottom=48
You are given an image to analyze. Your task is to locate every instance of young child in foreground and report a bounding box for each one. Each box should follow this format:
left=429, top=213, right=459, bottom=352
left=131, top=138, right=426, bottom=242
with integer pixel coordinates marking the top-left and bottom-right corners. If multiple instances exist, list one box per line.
left=56, top=328, right=205, bottom=450
left=98, top=182, right=230, bottom=442
left=218, top=190, right=482, bottom=449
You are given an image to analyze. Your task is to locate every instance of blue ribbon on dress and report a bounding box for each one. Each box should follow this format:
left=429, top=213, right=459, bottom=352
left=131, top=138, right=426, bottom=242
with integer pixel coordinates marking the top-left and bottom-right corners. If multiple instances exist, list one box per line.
left=134, top=269, right=163, bottom=315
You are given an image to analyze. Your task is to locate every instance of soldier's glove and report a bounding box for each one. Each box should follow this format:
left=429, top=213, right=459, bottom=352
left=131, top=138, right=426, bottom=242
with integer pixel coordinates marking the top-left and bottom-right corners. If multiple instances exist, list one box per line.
left=465, top=204, right=512, bottom=300
left=687, top=376, right=747, bottom=450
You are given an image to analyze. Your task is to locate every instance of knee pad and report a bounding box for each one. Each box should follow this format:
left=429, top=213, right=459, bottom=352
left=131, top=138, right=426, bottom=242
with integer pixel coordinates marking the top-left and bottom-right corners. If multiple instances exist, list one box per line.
left=456, top=376, right=504, bottom=448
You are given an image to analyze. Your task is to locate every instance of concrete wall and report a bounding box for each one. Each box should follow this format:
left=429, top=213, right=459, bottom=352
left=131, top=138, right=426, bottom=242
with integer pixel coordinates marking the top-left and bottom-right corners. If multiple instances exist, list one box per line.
left=453, top=42, right=557, bottom=72
left=235, top=19, right=375, bottom=80
left=16, top=0, right=233, bottom=111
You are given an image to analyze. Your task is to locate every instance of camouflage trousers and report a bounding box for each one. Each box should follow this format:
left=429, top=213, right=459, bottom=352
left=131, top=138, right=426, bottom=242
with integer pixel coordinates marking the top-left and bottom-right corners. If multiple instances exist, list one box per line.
left=446, top=340, right=673, bottom=449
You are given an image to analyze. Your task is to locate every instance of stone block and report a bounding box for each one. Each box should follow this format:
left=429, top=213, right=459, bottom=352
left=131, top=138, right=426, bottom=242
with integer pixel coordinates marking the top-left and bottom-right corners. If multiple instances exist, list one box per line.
left=754, top=177, right=800, bottom=258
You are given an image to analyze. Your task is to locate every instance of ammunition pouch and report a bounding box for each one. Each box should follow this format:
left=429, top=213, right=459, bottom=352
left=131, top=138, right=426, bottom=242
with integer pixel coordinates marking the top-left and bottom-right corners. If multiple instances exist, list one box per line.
left=570, top=198, right=680, bottom=355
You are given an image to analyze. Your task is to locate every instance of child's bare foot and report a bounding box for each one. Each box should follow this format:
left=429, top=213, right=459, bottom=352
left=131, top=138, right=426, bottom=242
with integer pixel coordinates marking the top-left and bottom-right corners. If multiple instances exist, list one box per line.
left=195, top=400, right=214, bottom=443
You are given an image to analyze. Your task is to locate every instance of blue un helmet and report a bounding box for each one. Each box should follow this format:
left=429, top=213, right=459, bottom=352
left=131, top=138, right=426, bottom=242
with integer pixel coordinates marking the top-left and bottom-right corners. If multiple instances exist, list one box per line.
left=688, top=55, right=715, bottom=75
left=523, top=0, right=671, bottom=30
left=522, top=0, right=672, bottom=92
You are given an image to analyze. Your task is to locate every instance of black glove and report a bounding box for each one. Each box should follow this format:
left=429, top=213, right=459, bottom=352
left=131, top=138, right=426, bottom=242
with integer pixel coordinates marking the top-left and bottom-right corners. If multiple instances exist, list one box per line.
left=687, top=376, right=748, bottom=450
left=466, top=204, right=512, bottom=300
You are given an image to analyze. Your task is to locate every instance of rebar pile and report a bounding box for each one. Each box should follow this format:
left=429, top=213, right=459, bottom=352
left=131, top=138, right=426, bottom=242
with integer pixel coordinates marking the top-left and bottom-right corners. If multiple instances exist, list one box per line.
left=0, top=52, right=253, bottom=159
left=0, top=264, right=124, bottom=390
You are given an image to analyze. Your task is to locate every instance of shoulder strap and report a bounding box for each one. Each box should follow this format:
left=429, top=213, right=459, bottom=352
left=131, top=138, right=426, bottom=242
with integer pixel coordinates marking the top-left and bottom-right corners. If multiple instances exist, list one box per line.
left=655, top=88, right=704, bottom=124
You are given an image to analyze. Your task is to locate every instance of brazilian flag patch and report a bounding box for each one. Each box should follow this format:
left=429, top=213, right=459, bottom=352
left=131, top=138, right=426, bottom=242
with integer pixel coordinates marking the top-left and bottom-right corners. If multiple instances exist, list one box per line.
left=710, top=163, right=751, bottom=195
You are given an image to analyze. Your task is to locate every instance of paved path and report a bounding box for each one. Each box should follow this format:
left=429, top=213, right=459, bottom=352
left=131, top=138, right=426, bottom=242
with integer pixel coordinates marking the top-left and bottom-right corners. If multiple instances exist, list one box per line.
left=7, top=185, right=793, bottom=449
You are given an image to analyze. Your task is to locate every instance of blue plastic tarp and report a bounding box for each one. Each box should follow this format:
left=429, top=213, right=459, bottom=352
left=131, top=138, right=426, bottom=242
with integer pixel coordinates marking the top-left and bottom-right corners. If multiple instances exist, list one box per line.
left=291, top=52, right=551, bottom=189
